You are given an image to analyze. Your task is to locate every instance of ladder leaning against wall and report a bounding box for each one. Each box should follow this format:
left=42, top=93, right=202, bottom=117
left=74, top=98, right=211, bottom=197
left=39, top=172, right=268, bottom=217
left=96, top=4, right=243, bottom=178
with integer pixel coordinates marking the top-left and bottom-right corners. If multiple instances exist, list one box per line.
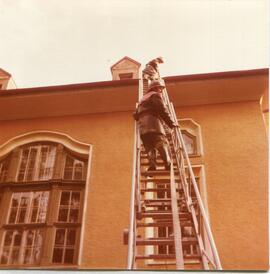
left=125, top=70, right=222, bottom=270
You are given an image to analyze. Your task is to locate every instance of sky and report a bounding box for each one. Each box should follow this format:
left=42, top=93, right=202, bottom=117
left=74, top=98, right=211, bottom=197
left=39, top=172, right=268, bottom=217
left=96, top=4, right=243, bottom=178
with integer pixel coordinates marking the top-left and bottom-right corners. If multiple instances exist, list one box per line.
left=0, top=0, right=269, bottom=88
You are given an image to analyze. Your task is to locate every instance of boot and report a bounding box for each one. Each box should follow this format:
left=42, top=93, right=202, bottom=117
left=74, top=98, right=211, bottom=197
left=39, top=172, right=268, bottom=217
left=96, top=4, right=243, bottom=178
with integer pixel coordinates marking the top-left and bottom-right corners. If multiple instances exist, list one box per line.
left=157, top=145, right=171, bottom=170
left=147, top=149, right=157, bottom=171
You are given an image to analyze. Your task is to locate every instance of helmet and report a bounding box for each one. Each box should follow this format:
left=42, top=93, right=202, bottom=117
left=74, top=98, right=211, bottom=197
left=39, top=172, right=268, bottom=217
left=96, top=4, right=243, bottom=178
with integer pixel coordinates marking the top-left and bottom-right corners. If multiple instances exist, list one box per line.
left=148, top=80, right=165, bottom=92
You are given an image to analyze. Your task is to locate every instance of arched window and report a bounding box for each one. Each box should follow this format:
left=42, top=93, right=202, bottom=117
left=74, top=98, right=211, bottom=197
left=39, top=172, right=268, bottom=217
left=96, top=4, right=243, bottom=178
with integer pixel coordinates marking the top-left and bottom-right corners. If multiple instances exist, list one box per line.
left=0, top=139, right=89, bottom=267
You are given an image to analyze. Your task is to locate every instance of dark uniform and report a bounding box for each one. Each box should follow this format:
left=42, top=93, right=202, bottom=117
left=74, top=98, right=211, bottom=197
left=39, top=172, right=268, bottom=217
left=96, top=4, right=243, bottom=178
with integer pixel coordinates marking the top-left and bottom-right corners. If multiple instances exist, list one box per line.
left=133, top=89, right=176, bottom=170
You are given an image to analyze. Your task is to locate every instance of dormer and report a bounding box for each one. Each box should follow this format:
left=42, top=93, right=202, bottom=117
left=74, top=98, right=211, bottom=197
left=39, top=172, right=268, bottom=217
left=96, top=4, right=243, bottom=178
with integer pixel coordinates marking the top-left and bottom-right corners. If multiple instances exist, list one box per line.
left=110, top=56, right=141, bottom=80
left=0, top=68, right=17, bottom=90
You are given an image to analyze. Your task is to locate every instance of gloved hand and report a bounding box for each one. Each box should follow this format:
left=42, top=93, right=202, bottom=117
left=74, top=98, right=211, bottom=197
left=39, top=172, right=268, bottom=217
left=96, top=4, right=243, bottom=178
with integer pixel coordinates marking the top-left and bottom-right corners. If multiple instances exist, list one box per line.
left=133, top=111, right=139, bottom=121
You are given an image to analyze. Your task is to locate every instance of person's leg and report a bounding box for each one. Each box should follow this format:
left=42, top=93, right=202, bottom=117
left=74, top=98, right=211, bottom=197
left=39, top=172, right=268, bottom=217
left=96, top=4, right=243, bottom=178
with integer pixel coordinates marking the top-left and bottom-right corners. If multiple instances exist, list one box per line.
left=141, top=133, right=157, bottom=171
left=154, top=134, right=171, bottom=170
left=157, top=144, right=171, bottom=170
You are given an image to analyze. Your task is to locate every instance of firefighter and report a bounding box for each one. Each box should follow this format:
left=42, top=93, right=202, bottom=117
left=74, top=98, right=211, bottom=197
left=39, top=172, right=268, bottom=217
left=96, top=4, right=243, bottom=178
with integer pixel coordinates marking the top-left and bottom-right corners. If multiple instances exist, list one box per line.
left=142, top=57, right=164, bottom=80
left=133, top=80, right=178, bottom=171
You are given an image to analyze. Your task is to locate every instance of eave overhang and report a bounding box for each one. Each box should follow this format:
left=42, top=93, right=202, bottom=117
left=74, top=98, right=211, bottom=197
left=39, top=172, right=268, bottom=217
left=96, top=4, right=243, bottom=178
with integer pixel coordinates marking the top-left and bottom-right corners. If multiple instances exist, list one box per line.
left=0, top=79, right=139, bottom=121
left=0, top=68, right=268, bottom=121
left=164, top=68, right=268, bottom=107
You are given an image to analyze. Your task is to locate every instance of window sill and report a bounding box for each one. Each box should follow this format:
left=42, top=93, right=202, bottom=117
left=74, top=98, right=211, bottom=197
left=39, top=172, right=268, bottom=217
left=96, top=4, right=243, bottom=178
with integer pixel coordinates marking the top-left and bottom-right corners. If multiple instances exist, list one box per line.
left=3, top=223, right=46, bottom=228
left=0, top=179, right=85, bottom=187
left=0, top=264, right=80, bottom=269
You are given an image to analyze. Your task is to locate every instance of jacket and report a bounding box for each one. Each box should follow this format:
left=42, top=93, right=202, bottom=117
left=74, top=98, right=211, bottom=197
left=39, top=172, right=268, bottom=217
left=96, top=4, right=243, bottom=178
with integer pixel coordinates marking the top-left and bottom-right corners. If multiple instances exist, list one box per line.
left=133, top=92, right=175, bottom=136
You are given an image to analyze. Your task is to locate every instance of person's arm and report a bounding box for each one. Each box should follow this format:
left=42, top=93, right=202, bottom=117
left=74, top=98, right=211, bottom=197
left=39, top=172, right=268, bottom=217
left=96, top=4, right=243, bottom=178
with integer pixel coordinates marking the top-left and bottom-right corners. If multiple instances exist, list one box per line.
left=150, top=94, right=177, bottom=128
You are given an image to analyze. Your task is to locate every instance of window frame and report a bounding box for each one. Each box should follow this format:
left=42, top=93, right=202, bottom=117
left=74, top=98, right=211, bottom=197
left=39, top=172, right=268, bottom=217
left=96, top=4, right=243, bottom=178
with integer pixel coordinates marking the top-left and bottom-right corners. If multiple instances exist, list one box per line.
left=119, top=72, right=133, bottom=79
left=0, top=140, right=89, bottom=268
left=16, top=144, right=57, bottom=182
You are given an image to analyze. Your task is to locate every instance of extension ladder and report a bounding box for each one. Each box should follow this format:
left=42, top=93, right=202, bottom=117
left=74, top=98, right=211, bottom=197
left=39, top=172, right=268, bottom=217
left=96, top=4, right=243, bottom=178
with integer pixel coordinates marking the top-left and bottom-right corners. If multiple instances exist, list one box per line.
left=126, top=74, right=222, bottom=270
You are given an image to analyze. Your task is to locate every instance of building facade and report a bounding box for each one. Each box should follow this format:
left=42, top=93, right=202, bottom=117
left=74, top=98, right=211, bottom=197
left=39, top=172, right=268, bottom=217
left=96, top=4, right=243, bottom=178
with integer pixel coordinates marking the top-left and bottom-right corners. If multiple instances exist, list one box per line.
left=0, top=57, right=268, bottom=270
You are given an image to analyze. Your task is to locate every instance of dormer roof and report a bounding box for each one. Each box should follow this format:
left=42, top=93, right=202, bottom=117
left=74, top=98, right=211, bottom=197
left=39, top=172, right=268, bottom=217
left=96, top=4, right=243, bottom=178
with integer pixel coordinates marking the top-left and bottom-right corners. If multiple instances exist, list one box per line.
left=110, top=56, right=141, bottom=72
left=0, top=68, right=11, bottom=78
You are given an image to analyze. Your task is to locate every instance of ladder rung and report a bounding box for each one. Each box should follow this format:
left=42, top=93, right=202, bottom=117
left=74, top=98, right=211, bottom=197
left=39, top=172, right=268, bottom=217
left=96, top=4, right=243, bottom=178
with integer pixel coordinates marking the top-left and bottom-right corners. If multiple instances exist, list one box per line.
left=140, top=156, right=176, bottom=161
left=143, top=202, right=172, bottom=207
left=137, top=220, right=192, bottom=227
left=141, top=161, right=177, bottom=166
left=136, top=254, right=175, bottom=260
left=135, top=254, right=202, bottom=260
left=141, top=170, right=178, bottom=176
left=143, top=198, right=185, bottom=203
left=140, top=187, right=182, bottom=193
left=136, top=237, right=197, bottom=246
left=140, top=178, right=180, bottom=183
left=139, top=212, right=190, bottom=219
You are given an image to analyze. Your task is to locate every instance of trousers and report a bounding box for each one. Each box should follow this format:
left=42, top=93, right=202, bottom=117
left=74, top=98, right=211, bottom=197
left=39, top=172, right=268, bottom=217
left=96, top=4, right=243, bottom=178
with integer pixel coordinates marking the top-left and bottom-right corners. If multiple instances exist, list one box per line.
left=140, top=132, right=171, bottom=170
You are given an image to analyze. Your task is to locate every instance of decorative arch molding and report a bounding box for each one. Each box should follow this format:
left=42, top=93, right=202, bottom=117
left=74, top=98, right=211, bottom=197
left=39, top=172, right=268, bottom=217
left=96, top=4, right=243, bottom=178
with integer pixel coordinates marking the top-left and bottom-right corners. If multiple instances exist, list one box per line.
left=178, top=118, right=204, bottom=156
left=0, top=130, right=91, bottom=159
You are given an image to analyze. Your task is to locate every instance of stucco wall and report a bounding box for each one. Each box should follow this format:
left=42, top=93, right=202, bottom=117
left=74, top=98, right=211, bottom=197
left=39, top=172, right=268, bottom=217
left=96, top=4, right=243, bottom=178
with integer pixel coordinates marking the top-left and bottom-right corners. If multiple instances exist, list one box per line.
left=0, top=99, right=268, bottom=270
left=175, top=100, right=268, bottom=270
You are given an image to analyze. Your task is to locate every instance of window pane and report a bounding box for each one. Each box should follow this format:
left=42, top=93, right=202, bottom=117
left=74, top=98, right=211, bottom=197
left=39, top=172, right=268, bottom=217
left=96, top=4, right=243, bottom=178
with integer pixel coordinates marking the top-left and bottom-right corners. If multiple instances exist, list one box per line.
left=63, top=156, right=74, bottom=179
left=38, top=146, right=56, bottom=180
left=182, top=132, right=196, bottom=155
left=69, top=209, right=79, bottom=223
left=74, top=162, right=83, bottom=180
left=23, top=249, right=32, bottom=264
left=52, top=248, right=63, bottom=263
left=37, top=192, right=49, bottom=223
left=0, top=158, right=9, bottom=183
left=32, top=246, right=41, bottom=264
left=31, top=209, right=38, bottom=222
left=55, top=229, right=65, bottom=245
left=18, top=208, right=27, bottom=223
left=4, top=232, right=13, bottom=246
left=71, top=192, right=80, bottom=207
left=1, top=249, right=9, bottom=264
left=53, top=229, right=76, bottom=264
left=13, top=231, right=23, bottom=246
left=60, top=192, right=70, bottom=205
left=58, top=209, right=68, bottom=222
left=158, top=245, right=167, bottom=254
left=10, top=249, right=20, bottom=264
left=17, top=149, right=29, bottom=181
left=26, top=148, right=37, bottom=181
left=64, top=249, right=74, bottom=264
left=8, top=209, right=17, bottom=224
left=9, top=191, right=49, bottom=224
left=66, top=230, right=76, bottom=246
left=26, top=230, right=35, bottom=246
left=12, top=194, right=20, bottom=207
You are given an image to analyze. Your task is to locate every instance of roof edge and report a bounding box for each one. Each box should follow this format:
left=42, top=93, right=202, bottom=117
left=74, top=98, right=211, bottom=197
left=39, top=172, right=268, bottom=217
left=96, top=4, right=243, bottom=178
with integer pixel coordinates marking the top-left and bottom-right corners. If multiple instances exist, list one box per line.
left=0, top=78, right=139, bottom=96
left=164, top=68, right=269, bottom=82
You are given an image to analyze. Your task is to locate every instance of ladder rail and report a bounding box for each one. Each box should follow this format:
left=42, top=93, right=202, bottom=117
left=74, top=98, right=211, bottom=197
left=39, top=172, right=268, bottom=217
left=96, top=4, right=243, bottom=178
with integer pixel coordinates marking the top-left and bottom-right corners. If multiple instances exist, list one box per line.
left=163, top=89, right=222, bottom=270
left=127, top=78, right=144, bottom=269
left=170, top=116, right=209, bottom=269
left=169, top=162, right=185, bottom=269
left=127, top=121, right=140, bottom=269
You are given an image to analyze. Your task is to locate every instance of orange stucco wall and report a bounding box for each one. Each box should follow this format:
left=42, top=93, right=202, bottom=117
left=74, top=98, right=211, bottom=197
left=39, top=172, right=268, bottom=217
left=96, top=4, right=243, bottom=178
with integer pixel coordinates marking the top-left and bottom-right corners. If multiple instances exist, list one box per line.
left=176, top=100, right=268, bottom=270
left=0, top=99, right=268, bottom=270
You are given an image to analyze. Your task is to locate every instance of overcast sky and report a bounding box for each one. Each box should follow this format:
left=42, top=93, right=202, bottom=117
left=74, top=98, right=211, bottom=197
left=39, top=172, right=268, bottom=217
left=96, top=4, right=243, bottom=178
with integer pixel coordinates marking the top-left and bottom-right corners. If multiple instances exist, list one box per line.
left=0, top=0, right=268, bottom=88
